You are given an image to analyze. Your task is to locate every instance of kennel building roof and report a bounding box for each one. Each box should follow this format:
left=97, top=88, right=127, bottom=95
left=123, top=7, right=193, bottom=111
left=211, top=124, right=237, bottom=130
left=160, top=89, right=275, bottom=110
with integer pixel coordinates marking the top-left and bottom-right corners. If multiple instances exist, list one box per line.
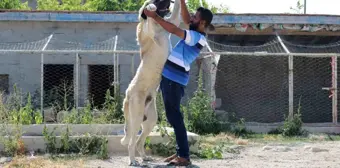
left=1, top=10, right=340, bottom=36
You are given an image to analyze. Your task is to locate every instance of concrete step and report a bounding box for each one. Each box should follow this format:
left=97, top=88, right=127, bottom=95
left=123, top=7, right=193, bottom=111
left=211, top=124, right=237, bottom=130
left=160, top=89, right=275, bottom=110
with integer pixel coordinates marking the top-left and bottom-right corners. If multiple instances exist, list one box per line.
left=2, top=124, right=124, bottom=136
left=0, top=124, right=200, bottom=154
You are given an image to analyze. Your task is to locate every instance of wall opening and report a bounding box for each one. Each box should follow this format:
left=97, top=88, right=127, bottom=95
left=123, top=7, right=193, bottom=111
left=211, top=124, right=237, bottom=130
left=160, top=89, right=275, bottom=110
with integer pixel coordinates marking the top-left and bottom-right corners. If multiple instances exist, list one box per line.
left=0, top=74, right=9, bottom=94
left=43, top=64, right=74, bottom=110
left=88, top=65, right=115, bottom=108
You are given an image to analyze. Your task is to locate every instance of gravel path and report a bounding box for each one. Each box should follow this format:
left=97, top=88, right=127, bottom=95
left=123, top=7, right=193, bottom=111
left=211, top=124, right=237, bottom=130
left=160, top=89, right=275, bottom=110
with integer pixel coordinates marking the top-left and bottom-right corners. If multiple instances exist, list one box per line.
left=2, top=141, right=340, bottom=168
left=84, top=141, right=340, bottom=168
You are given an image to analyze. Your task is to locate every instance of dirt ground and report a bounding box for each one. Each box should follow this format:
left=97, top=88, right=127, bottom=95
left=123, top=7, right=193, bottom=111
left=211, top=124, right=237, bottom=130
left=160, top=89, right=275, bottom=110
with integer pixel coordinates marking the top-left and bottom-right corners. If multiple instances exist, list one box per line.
left=2, top=140, right=340, bottom=168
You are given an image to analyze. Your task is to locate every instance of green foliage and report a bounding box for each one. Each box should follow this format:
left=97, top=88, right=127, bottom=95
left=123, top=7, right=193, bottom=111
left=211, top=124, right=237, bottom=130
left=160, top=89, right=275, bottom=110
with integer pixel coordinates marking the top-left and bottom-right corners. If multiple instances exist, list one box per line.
left=61, top=108, right=78, bottom=124
left=1, top=85, right=43, bottom=125
left=43, top=125, right=58, bottom=154
left=0, top=123, right=25, bottom=157
left=11, top=92, right=43, bottom=125
left=37, top=0, right=96, bottom=11
left=43, top=125, right=108, bottom=159
left=97, top=137, right=109, bottom=159
left=290, top=0, right=305, bottom=14
left=232, top=118, right=247, bottom=136
left=2, top=0, right=227, bottom=13
left=86, top=0, right=145, bottom=11
left=0, top=90, right=27, bottom=157
left=146, top=126, right=224, bottom=159
left=0, top=0, right=31, bottom=10
left=44, top=79, right=74, bottom=112
left=6, top=84, right=23, bottom=112
left=146, top=131, right=177, bottom=157
left=196, top=143, right=224, bottom=159
left=36, top=0, right=144, bottom=11
left=81, top=102, right=93, bottom=124
left=61, top=88, right=124, bottom=124
left=281, top=99, right=303, bottom=137
left=187, top=0, right=228, bottom=13
left=61, top=126, right=71, bottom=153
left=62, top=105, right=93, bottom=124
left=102, top=88, right=124, bottom=124
left=182, top=71, right=222, bottom=135
left=268, top=98, right=304, bottom=137
left=156, top=92, right=168, bottom=126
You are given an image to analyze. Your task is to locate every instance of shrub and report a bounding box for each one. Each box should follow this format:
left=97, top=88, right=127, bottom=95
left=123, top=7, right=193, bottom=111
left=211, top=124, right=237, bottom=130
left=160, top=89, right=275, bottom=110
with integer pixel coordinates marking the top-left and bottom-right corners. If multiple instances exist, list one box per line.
left=182, top=71, right=222, bottom=135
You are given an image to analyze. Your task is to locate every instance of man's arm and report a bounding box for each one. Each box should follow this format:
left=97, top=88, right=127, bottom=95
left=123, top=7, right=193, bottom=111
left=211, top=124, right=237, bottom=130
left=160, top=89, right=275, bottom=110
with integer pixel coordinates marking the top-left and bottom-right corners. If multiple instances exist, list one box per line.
left=180, top=0, right=191, bottom=25
left=148, top=11, right=185, bottom=40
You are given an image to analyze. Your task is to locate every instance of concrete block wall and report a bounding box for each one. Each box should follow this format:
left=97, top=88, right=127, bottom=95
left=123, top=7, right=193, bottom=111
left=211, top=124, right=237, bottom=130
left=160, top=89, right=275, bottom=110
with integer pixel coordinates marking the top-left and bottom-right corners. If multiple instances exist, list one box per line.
left=0, top=21, right=199, bottom=106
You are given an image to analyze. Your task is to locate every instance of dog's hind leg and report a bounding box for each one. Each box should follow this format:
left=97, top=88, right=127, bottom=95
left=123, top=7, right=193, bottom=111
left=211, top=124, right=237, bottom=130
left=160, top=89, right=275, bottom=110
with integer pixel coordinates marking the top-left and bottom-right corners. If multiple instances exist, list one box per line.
left=137, top=97, right=158, bottom=161
left=120, top=97, right=130, bottom=146
left=127, top=94, right=145, bottom=166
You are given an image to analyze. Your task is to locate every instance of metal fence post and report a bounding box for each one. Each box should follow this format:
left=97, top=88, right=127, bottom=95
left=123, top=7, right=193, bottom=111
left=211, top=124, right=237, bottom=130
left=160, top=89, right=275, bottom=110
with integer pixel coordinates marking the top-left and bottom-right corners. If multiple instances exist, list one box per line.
left=288, top=55, right=294, bottom=120
left=332, top=56, right=338, bottom=124
left=75, top=53, right=80, bottom=109
left=113, top=35, right=118, bottom=95
left=40, top=34, right=53, bottom=121
left=277, top=35, right=294, bottom=120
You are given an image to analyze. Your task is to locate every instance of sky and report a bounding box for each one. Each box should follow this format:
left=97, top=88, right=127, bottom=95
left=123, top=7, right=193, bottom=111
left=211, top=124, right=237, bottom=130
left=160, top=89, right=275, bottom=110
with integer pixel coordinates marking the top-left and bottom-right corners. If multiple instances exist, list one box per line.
left=206, top=0, right=340, bottom=15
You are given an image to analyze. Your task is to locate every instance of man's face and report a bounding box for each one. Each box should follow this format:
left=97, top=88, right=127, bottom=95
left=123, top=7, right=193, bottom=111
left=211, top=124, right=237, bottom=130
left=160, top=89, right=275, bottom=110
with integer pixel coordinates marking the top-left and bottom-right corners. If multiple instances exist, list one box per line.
left=189, top=11, right=202, bottom=31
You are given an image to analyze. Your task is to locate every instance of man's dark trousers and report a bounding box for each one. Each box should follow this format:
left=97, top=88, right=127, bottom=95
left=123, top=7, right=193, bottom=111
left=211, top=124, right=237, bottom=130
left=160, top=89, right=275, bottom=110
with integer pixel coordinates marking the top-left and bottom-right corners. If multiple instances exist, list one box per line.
left=160, top=75, right=190, bottom=160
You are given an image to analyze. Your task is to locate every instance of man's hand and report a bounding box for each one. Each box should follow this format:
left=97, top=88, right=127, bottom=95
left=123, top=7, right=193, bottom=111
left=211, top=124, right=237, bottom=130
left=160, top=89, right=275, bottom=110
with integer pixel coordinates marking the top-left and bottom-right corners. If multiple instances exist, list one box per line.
left=143, top=9, right=157, bottom=18
left=180, top=0, right=191, bottom=25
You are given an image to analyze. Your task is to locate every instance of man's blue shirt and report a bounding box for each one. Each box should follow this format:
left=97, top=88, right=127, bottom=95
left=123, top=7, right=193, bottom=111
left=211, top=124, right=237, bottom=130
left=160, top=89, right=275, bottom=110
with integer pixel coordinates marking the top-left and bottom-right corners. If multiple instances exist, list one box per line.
left=162, top=30, right=207, bottom=86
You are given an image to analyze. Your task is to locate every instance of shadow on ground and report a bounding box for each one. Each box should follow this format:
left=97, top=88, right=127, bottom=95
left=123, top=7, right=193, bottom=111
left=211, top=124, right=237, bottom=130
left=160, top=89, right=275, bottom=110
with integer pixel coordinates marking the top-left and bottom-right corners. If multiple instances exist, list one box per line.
left=139, top=162, right=200, bottom=168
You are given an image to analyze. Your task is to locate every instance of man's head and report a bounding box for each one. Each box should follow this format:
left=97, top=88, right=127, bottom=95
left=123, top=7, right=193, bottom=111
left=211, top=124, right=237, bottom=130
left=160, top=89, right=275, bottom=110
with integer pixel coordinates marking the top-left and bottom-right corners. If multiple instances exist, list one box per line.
left=141, top=0, right=172, bottom=20
left=189, top=7, right=214, bottom=33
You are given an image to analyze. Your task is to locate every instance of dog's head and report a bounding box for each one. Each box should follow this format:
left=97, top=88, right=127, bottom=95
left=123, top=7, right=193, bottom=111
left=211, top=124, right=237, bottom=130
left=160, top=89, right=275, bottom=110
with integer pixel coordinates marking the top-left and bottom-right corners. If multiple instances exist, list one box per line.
left=141, top=0, right=172, bottom=20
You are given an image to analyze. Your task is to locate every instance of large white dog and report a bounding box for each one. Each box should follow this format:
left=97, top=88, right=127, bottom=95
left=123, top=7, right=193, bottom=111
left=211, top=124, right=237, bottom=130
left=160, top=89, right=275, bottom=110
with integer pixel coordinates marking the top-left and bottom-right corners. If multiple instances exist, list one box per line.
left=120, top=0, right=181, bottom=166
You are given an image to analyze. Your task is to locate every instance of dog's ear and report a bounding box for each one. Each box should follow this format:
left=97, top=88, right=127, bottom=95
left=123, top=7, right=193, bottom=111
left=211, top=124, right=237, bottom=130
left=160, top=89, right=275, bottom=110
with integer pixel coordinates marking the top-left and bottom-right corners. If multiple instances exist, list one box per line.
left=141, top=12, right=147, bottom=20
left=140, top=0, right=151, bottom=20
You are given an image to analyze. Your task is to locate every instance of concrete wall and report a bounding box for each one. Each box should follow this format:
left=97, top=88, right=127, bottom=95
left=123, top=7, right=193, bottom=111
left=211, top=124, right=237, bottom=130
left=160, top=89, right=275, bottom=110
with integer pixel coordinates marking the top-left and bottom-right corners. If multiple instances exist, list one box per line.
left=0, top=21, right=199, bottom=107
left=2, top=11, right=340, bottom=123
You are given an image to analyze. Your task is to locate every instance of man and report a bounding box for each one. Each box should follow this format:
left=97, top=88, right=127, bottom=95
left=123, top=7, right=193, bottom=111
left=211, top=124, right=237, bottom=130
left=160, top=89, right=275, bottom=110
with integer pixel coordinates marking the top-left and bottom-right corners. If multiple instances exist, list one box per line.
left=144, top=0, right=213, bottom=166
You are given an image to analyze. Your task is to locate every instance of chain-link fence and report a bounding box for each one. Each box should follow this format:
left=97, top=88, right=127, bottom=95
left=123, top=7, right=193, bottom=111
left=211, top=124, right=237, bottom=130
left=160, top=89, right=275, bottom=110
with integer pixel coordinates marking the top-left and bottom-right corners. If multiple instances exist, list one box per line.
left=0, top=34, right=339, bottom=125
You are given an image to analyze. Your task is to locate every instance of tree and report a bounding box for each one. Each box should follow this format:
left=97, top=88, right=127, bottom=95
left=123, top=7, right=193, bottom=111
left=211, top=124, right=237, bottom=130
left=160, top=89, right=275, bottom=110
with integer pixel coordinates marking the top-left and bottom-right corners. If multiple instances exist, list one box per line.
left=36, top=0, right=145, bottom=11
left=3, top=0, right=228, bottom=13
left=37, top=0, right=96, bottom=11
left=0, top=0, right=31, bottom=10
left=187, top=0, right=228, bottom=14
left=290, top=0, right=304, bottom=14
left=85, top=0, right=145, bottom=11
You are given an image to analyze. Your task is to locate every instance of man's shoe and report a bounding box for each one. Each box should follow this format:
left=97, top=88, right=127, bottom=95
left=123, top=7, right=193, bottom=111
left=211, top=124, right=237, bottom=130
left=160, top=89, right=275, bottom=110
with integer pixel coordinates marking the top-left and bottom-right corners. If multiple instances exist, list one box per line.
left=164, top=153, right=177, bottom=162
left=167, top=157, right=191, bottom=166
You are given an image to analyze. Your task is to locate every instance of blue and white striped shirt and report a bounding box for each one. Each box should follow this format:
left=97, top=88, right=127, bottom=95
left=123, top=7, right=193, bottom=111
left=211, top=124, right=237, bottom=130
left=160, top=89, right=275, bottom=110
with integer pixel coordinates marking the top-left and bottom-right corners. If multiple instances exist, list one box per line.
left=162, top=30, right=207, bottom=86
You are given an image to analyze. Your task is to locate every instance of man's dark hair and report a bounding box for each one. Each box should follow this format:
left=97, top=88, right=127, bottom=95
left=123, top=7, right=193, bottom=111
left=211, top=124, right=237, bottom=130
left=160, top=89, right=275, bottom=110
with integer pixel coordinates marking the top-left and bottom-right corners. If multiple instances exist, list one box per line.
left=197, top=7, right=213, bottom=28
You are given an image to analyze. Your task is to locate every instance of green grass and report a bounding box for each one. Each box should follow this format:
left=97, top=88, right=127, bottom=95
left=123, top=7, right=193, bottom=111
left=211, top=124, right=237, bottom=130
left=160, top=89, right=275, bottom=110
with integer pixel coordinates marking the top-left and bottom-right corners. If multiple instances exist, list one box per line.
left=200, top=132, right=340, bottom=148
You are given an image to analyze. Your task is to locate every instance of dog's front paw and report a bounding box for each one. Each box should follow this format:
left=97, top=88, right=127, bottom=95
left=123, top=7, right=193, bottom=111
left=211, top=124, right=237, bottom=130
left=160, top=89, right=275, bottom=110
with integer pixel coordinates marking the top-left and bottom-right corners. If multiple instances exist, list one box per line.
left=146, top=4, right=157, bottom=12
left=142, top=156, right=154, bottom=162
left=129, top=160, right=140, bottom=167
left=120, top=136, right=129, bottom=146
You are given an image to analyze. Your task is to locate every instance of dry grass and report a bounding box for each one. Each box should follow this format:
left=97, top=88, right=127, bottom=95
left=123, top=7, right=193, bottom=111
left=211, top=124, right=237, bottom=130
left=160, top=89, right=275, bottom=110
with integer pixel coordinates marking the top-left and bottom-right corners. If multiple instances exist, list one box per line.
left=3, top=156, right=85, bottom=168
left=202, top=133, right=249, bottom=146
left=235, top=139, right=249, bottom=145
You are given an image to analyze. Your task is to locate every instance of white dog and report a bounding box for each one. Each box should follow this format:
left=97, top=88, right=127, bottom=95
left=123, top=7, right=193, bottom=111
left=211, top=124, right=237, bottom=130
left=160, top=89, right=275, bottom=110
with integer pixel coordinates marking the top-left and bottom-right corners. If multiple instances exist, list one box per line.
left=120, top=0, right=181, bottom=166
